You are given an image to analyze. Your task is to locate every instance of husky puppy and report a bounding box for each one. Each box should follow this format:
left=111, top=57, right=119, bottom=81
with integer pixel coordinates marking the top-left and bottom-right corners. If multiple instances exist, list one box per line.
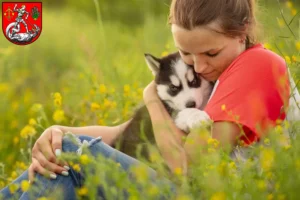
left=113, top=52, right=213, bottom=161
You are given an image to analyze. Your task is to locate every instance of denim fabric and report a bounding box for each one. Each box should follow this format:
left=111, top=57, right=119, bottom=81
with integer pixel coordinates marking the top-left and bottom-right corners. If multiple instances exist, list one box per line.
left=0, top=134, right=175, bottom=200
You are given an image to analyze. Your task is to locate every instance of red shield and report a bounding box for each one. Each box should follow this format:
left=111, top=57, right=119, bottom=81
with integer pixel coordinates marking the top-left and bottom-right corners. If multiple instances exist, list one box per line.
left=2, top=2, right=42, bottom=45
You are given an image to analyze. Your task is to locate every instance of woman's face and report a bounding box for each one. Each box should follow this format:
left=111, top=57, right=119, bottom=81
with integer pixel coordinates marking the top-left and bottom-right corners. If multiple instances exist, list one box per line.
left=171, top=23, right=246, bottom=81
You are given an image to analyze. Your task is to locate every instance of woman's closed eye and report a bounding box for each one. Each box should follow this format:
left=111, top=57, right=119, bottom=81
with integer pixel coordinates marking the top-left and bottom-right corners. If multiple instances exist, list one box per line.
left=206, top=52, right=219, bottom=57
left=180, top=50, right=190, bottom=56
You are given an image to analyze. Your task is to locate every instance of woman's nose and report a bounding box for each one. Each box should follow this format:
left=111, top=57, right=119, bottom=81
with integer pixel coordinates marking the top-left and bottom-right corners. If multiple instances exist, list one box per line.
left=194, top=56, right=208, bottom=73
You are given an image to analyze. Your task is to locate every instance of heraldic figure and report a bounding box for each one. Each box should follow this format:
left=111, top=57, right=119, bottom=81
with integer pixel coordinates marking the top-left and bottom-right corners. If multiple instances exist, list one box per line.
left=11, top=4, right=29, bottom=35
left=5, top=4, right=40, bottom=43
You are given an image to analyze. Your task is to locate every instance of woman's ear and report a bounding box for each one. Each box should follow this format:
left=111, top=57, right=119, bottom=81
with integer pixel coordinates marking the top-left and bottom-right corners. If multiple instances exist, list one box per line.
left=144, top=54, right=161, bottom=76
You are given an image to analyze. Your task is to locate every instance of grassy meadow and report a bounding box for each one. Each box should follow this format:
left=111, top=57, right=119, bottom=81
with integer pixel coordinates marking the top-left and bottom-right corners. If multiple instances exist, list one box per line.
left=0, top=0, right=300, bottom=199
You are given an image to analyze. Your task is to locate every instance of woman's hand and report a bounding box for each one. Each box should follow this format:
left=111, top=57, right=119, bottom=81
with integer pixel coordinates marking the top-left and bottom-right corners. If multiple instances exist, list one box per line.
left=28, top=127, right=70, bottom=182
left=143, top=81, right=160, bottom=104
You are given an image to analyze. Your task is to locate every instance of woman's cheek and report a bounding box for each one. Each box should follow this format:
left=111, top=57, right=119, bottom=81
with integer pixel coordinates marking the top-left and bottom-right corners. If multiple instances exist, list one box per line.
left=181, top=55, right=194, bottom=65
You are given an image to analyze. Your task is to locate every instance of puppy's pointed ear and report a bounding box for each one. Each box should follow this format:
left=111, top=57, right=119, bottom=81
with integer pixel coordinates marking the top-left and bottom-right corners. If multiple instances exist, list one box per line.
left=144, top=53, right=160, bottom=76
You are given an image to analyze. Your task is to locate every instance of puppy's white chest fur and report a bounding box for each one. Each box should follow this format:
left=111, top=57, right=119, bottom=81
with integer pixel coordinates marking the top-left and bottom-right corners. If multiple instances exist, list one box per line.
left=175, top=108, right=211, bottom=133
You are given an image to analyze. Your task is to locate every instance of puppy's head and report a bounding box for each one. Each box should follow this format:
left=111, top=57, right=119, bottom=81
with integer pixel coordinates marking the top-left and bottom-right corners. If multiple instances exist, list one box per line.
left=144, top=52, right=213, bottom=111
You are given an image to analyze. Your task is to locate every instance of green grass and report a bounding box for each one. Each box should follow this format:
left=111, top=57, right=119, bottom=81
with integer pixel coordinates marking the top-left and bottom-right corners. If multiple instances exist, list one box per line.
left=0, top=1, right=300, bottom=199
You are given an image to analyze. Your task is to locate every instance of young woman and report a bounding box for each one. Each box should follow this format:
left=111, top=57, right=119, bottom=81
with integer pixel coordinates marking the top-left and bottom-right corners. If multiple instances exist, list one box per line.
left=0, top=0, right=291, bottom=199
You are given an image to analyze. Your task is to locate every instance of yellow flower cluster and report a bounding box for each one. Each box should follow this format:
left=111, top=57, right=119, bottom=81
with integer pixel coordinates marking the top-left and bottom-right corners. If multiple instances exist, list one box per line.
left=20, top=121, right=37, bottom=139
left=260, top=148, right=275, bottom=171
left=77, top=186, right=88, bottom=196
left=80, top=154, right=91, bottom=165
left=53, top=109, right=65, bottom=123
left=286, top=1, right=297, bottom=16
left=53, top=92, right=62, bottom=107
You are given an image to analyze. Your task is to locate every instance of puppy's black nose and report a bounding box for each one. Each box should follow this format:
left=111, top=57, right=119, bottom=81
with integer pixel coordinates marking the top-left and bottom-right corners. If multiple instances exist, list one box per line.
left=186, top=101, right=196, bottom=108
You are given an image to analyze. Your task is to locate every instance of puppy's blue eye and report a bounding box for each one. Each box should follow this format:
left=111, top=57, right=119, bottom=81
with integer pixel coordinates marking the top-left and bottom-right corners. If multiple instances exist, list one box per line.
left=170, top=85, right=179, bottom=92
left=191, top=79, right=197, bottom=86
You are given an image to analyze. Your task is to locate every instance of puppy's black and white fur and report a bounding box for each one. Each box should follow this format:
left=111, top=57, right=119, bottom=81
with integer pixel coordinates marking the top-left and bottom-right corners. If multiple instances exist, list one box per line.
left=112, top=52, right=213, bottom=161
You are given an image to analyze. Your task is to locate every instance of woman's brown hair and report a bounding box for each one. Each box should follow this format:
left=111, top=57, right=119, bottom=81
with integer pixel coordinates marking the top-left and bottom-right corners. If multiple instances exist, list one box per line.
left=168, top=0, right=259, bottom=49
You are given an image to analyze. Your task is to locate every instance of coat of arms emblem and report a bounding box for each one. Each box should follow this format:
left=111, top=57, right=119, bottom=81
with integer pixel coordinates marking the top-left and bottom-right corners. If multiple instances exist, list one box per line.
left=2, top=2, right=42, bottom=45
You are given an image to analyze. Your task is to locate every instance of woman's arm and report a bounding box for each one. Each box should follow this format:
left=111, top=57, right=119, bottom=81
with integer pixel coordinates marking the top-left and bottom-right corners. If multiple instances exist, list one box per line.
left=144, top=81, right=240, bottom=174
left=51, top=120, right=132, bottom=145
left=183, top=121, right=240, bottom=163
left=143, top=82, right=189, bottom=173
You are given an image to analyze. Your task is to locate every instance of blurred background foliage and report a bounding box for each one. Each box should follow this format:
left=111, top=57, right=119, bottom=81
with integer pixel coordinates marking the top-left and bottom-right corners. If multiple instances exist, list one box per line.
left=0, top=0, right=299, bottom=193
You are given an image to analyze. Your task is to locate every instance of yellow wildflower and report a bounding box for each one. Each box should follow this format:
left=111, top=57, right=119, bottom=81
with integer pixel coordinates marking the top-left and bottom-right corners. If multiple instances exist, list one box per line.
left=80, top=154, right=91, bottom=165
left=275, top=125, right=283, bottom=134
left=210, top=192, right=226, bottom=200
left=283, top=144, right=291, bottom=150
left=228, top=162, right=236, bottom=170
left=291, top=9, right=297, bottom=16
left=0, top=83, right=9, bottom=93
left=267, top=194, right=274, bottom=200
left=20, top=125, right=37, bottom=139
left=263, top=43, right=272, bottom=50
left=124, top=84, right=130, bottom=93
left=284, top=56, right=291, bottom=64
left=174, top=167, right=183, bottom=176
left=103, top=99, right=112, bottom=109
left=0, top=181, right=4, bottom=188
left=72, top=164, right=81, bottom=172
left=11, top=101, right=19, bottom=112
left=296, top=41, right=300, bottom=51
left=31, top=103, right=43, bottom=113
left=53, top=92, right=62, bottom=107
left=286, top=1, right=293, bottom=9
left=9, top=183, right=19, bottom=194
left=11, top=171, right=17, bottom=179
left=21, top=180, right=30, bottom=192
left=91, top=102, right=101, bottom=111
left=97, top=118, right=105, bottom=125
left=292, top=55, right=297, bottom=62
left=278, top=194, right=286, bottom=200
left=37, top=197, right=48, bottom=200
left=207, top=138, right=220, bottom=148
left=77, top=186, right=88, bottom=196
left=99, top=84, right=107, bottom=94
left=53, top=109, right=65, bottom=123
left=257, top=180, right=266, bottom=191
left=176, top=194, right=192, bottom=200
left=16, top=161, right=27, bottom=170
left=89, top=89, right=95, bottom=96
left=260, top=148, right=275, bottom=171
left=161, top=51, right=169, bottom=57
left=29, top=118, right=37, bottom=126
left=132, top=165, right=149, bottom=182
left=13, top=136, right=19, bottom=145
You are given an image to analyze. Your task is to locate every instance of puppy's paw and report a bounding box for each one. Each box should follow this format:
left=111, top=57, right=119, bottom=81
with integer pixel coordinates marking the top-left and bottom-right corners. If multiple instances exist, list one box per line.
left=175, top=108, right=211, bottom=133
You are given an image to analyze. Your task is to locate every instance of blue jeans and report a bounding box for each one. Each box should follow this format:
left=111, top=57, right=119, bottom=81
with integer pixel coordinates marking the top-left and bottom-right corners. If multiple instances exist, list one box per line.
left=0, top=134, right=175, bottom=199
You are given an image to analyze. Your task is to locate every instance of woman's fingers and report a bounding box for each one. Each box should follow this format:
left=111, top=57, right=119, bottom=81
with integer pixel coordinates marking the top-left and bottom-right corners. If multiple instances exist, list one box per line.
left=50, top=127, right=70, bottom=168
left=50, top=127, right=64, bottom=157
left=37, top=139, right=58, bottom=164
left=33, top=151, right=69, bottom=174
left=28, top=156, right=69, bottom=182
left=28, top=164, right=35, bottom=183
left=28, top=158, right=57, bottom=182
